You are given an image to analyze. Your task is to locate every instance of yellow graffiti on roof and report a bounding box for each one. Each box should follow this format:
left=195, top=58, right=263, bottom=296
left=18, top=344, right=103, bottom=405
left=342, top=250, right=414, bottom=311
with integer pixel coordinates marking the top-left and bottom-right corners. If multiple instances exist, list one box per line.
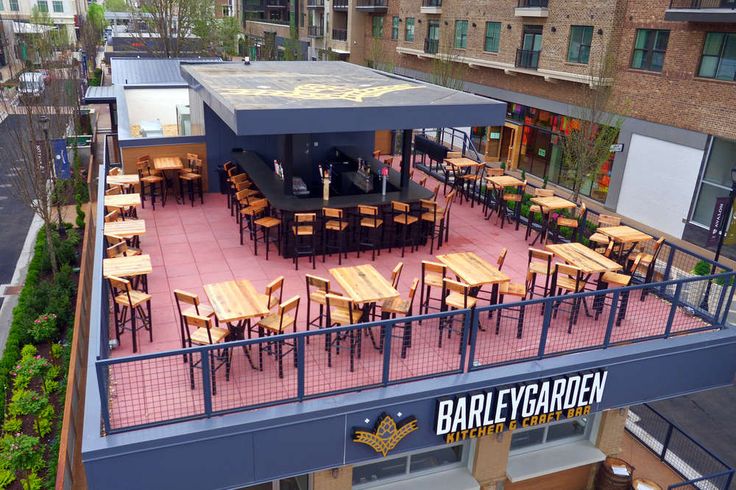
left=220, top=83, right=421, bottom=102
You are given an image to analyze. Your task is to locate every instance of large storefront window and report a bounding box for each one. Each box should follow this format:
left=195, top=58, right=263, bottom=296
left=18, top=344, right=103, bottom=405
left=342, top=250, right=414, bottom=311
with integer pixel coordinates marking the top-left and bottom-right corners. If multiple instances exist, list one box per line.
left=352, top=442, right=468, bottom=487
left=691, top=137, right=736, bottom=227
left=510, top=415, right=593, bottom=453
left=242, top=474, right=310, bottom=490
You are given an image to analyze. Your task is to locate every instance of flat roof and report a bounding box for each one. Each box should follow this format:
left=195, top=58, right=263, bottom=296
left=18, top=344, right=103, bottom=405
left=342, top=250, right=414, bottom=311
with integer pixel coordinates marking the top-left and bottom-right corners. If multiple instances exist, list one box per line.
left=181, top=61, right=506, bottom=135
left=111, top=57, right=221, bottom=87
left=84, top=85, right=116, bottom=104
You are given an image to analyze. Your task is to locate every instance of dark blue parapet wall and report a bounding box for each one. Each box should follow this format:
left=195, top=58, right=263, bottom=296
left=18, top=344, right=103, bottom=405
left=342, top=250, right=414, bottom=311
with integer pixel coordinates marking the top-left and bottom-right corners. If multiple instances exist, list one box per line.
left=82, top=328, right=736, bottom=490
left=181, top=61, right=507, bottom=136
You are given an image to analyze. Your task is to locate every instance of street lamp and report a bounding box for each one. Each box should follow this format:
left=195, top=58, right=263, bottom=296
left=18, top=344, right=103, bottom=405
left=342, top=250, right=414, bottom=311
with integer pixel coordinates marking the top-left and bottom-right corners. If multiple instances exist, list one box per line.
left=39, top=115, right=66, bottom=239
left=700, top=166, right=736, bottom=311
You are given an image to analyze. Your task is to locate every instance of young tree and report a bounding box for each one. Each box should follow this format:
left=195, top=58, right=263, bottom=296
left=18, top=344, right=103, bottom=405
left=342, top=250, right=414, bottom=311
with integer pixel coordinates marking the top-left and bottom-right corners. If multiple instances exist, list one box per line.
left=368, top=38, right=394, bottom=73
left=429, top=38, right=466, bottom=90
left=560, top=42, right=623, bottom=203
left=104, top=0, right=129, bottom=12
left=130, top=0, right=215, bottom=58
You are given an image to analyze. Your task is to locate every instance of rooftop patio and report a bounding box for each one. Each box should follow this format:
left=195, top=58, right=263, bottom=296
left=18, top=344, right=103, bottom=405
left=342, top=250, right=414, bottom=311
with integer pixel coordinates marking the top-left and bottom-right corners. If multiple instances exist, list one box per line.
left=99, top=168, right=730, bottom=433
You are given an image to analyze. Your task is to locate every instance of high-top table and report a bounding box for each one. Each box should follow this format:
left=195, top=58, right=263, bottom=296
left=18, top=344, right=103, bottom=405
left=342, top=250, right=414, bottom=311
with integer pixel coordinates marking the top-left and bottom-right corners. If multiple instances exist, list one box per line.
left=153, top=157, right=185, bottom=203
left=529, top=195, right=577, bottom=245
left=598, top=225, right=653, bottom=261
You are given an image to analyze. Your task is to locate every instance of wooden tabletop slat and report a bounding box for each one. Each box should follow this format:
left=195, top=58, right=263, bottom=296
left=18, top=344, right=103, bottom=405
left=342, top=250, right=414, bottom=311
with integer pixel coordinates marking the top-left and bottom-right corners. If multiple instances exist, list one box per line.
left=104, top=193, right=142, bottom=208
left=153, top=157, right=184, bottom=171
left=103, top=254, right=153, bottom=278
left=436, top=251, right=510, bottom=287
left=484, top=175, right=524, bottom=187
left=104, top=220, right=146, bottom=239
left=598, top=225, right=653, bottom=244
left=329, top=264, right=399, bottom=304
left=204, top=279, right=270, bottom=324
left=445, top=157, right=484, bottom=169
left=107, top=174, right=140, bottom=186
left=530, top=196, right=577, bottom=211
left=546, top=243, right=622, bottom=274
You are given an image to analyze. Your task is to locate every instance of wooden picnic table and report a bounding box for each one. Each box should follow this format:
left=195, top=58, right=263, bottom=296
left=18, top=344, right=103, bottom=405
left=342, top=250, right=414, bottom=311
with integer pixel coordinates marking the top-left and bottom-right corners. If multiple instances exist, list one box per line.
left=436, top=251, right=510, bottom=288
left=104, top=193, right=141, bottom=209
left=104, top=219, right=146, bottom=239
left=444, top=157, right=484, bottom=169
left=107, top=174, right=140, bottom=187
left=529, top=195, right=578, bottom=245
left=329, top=264, right=399, bottom=305
left=546, top=242, right=622, bottom=275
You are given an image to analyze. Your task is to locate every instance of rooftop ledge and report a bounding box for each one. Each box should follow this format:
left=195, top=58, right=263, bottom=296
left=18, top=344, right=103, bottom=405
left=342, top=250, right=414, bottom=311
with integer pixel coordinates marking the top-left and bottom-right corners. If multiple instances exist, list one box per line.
left=395, top=46, right=613, bottom=87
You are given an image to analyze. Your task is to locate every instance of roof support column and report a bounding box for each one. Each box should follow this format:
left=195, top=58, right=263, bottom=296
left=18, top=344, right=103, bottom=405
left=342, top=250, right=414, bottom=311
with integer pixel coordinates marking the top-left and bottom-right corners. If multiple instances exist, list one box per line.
left=400, top=129, right=412, bottom=189
left=283, top=134, right=293, bottom=195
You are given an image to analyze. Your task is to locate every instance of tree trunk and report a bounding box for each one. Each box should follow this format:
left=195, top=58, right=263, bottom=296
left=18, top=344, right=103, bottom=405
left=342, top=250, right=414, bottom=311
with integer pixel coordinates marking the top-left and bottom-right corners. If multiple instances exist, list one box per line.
left=44, top=224, right=59, bottom=277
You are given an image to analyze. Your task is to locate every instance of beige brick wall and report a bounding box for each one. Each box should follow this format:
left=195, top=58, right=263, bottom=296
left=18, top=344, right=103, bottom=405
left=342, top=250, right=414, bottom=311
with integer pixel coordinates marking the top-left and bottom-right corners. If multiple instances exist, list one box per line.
left=595, top=408, right=628, bottom=456
left=312, top=466, right=353, bottom=490
left=472, top=432, right=512, bottom=488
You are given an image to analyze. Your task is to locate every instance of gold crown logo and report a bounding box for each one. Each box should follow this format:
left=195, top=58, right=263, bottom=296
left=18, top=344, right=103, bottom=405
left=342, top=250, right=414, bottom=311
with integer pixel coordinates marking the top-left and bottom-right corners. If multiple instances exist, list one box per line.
left=220, top=83, right=420, bottom=102
left=353, top=413, right=418, bottom=457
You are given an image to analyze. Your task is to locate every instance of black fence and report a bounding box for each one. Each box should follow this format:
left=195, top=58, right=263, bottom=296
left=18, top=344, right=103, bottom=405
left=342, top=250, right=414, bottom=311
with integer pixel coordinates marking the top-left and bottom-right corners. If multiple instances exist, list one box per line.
left=424, top=38, right=439, bottom=54
left=332, top=28, right=347, bottom=41
left=516, top=48, right=541, bottom=69
left=669, top=0, right=735, bottom=8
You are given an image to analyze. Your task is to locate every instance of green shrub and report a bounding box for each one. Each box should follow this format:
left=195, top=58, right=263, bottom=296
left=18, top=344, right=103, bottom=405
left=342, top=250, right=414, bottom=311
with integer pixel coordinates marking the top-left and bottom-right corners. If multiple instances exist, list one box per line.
left=0, top=468, right=14, bottom=488
left=0, top=434, right=42, bottom=472
left=20, top=345, right=37, bottom=358
left=29, top=313, right=58, bottom=343
left=2, top=418, right=21, bottom=433
left=20, top=471, right=41, bottom=490
left=692, top=260, right=711, bottom=276
left=50, top=344, right=63, bottom=360
left=13, top=353, right=50, bottom=390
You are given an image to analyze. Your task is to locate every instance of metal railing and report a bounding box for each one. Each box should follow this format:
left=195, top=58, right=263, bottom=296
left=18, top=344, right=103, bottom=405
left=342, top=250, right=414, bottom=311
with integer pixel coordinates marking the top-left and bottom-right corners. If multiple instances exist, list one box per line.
left=266, top=0, right=288, bottom=6
left=421, top=0, right=442, bottom=6
left=333, top=0, right=348, bottom=7
left=518, top=0, right=548, bottom=6
left=424, top=38, right=439, bottom=54
left=568, top=43, right=591, bottom=64
left=669, top=0, right=736, bottom=8
left=626, top=404, right=734, bottom=489
left=307, top=25, right=324, bottom=37
left=516, top=48, right=541, bottom=69
left=332, top=28, right=347, bottom=40
left=419, top=128, right=483, bottom=163
left=307, top=0, right=324, bottom=6
left=355, top=0, right=388, bottom=8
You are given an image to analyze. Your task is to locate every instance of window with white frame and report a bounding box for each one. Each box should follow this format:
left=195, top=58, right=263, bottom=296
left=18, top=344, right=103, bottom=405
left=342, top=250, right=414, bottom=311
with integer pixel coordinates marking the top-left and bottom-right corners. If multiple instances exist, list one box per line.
left=510, top=415, right=594, bottom=454
left=9, top=0, right=18, bottom=11
left=352, top=442, right=469, bottom=488
left=52, top=0, right=63, bottom=12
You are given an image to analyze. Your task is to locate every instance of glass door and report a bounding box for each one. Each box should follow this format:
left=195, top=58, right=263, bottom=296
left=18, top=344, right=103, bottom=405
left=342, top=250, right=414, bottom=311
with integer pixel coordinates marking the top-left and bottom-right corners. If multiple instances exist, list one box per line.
left=520, top=25, right=543, bottom=68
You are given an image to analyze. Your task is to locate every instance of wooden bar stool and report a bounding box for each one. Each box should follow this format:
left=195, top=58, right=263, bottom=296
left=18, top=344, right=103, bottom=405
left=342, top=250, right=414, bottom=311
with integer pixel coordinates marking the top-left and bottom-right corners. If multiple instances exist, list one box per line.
left=107, top=276, right=152, bottom=354
left=322, top=207, right=349, bottom=265
left=439, top=278, right=476, bottom=352
left=324, top=293, right=364, bottom=372
left=255, top=296, right=300, bottom=378
left=253, top=203, right=282, bottom=260
left=357, top=205, right=384, bottom=261
left=291, top=212, right=317, bottom=270
left=550, top=264, right=585, bottom=333
left=379, top=278, right=419, bottom=358
left=528, top=248, right=554, bottom=299
left=239, top=197, right=267, bottom=245
left=178, top=157, right=205, bottom=206
left=389, top=201, right=419, bottom=258
left=182, top=313, right=231, bottom=394
left=495, top=272, right=530, bottom=339
left=173, top=289, right=217, bottom=359
left=594, top=255, right=641, bottom=325
left=419, top=260, right=447, bottom=317
left=525, top=188, right=555, bottom=241
left=554, top=203, right=586, bottom=243
left=305, top=274, right=331, bottom=338
left=589, top=214, right=622, bottom=253
left=482, top=167, right=504, bottom=217
left=499, top=181, right=527, bottom=230
left=136, top=159, right=165, bottom=209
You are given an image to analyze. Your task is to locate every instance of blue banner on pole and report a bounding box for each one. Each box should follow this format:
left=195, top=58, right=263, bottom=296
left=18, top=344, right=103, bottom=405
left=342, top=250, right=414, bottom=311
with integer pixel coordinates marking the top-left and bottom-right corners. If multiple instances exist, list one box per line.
left=52, top=138, right=71, bottom=179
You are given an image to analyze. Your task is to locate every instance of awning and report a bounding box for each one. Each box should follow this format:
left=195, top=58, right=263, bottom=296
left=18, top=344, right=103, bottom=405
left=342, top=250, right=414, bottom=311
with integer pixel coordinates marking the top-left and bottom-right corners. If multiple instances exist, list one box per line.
left=13, top=21, right=54, bottom=34
left=84, top=85, right=116, bottom=104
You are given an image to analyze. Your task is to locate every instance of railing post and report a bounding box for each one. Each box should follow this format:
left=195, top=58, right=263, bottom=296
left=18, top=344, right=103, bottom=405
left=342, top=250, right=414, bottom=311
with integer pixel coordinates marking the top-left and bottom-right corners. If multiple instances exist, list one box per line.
left=722, top=277, right=736, bottom=325
left=664, top=283, right=683, bottom=338
left=95, top=359, right=112, bottom=435
left=297, top=335, right=305, bottom=400
left=603, top=290, right=619, bottom=347
left=714, top=275, right=729, bottom=324
left=201, top=350, right=212, bottom=417
left=537, top=298, right=553, bottom=358
left=661, top=246, right=676, bottom=296
left=725, top=470, right=734, bottom=489
left=462, top=310, right=474, bottom=371
left=381, top=322, right=393, bottom=386
left=661, top=424, right=674, bottom=461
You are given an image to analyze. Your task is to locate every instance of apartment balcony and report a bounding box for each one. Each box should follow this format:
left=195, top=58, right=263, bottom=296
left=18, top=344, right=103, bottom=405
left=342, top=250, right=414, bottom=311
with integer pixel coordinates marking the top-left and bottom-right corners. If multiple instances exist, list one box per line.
left=515, top=0, right=549, bottom=17
left=333, top=0, right=348, bottom=9
left=307, top=24, right=324, bottom=36
left=266, top=0, right=288, bottom=7
left=515, top=48, right=541, bottom=69
left=307, top=0, right=324, bottom=8
left=420, top=0, right=441, bottom=14
left=331, top=27, right=347, bottom=41
left=665, top=0, right=736, bottom=22
left=424, top=38, right=439, bottom=54
left=355, top=0, right=387, bottom=12
left=243, top=0, right=266, bottom=12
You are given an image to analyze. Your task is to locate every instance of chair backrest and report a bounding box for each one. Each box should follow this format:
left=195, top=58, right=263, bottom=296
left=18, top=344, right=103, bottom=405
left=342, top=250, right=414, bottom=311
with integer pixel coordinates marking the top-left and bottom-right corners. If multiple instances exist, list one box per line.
left=192, top=158, right=204, bottom=174
left=295, top=212, right=316, bottom=223
left=223, top=161, right=235, bottom=172
left=391, top=262, right=404, bottom=289
left=420, top=199, right=437, bottom=213
left=136, top=155, right=150, bottom=166
left=447, top=151, right=462, bottom=158
left=104, top=210, right=121, bottom=222
left=418, top=176, right=428, bottom=187
left=554, top=263, right=583, bottom=290
left=497, top=248, right=508, bottom=270
left=485, top=167, right=504, bottom=177
left=431, top=183, right=441, bottom=199
left=604, top=240, right=615, bottom=257
left=106, top=241, right=127, bottom=258
left=235, top=181, right=253, bottom=192
left=325, top=293, right=357, bottom=325
left=306, top=274, right=330, bottom=296
left=183, top=313, right=215, bottom=344
left=265, top=276, right=285, bottom=310
left=323, top=207, right=343, bottom=220
left=406, top=278, right=420, bottom=313
left=373, top=149, right=381, bottom=159
left=186, top=152, right=198, bottom=164
left=359, top=205, right=380, bottom=227
left=231, top=173, right=248, bottom=185
left=236, top=189, right=254, bottom=204
left=442, top=278, right=472, bottom=308
left=534, top=188, right=555, bottom=198
left=109, top=167, right=121, bottom=176
left=275, top=296, right=300, bottom=333
left=105, top=186, right=121, bottom=196
left=528, top=248, right=553, bottom=275
left=392, top=201, right=410, bottom=215
left=444, top=190, right=457, bottom=218
left=652, top=236, right=665, bottom=256
left=107, top=275, right=130, bottom=293
left=422, top=261, right=446, bottom=283
left=577, top=202, right=587, bottom=219
left=597, top=214, right=621, bottom=228
left=629, top=254, right=643, bottom=274
left=249, top=198, right=269, bottom=211
left=174, top=289, right=199, bottom=307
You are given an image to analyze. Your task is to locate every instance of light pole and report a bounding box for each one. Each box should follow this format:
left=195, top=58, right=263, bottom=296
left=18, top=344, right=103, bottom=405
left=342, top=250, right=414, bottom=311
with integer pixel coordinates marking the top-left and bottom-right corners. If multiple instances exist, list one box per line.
left=700, top=166, right=736, bottom=311
left=39, top=115, right=66, bottom=239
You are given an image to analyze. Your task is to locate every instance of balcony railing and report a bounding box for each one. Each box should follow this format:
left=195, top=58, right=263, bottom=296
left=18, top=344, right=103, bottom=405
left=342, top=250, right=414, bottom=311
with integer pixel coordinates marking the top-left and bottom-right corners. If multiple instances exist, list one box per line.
left=266, top=0, right=288, bottom=7
left=424, top=38, right=439, bottom=54
left=421, top=0, right=441, bottom=6
left=669, top=0, right=735, bottom=8
left=333, top=0, right=348, bottom=8
left=332, top=28, right=347, bottom=40
left=518, top=0, right=548, bottom=6
left=307, top=24, right=324, bottom=36
left=306, top=0, right=324, bottom=7
left=516, top=48, right=541, bottom=69
left=243, top=1, right=266, bottom=11
left=355, top=0, right=387, bottom=9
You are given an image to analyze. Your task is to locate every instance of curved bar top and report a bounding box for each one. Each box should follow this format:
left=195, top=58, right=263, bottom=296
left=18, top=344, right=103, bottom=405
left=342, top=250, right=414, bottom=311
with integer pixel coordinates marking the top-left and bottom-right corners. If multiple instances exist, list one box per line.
left=233, top=148, right=434, bottom=213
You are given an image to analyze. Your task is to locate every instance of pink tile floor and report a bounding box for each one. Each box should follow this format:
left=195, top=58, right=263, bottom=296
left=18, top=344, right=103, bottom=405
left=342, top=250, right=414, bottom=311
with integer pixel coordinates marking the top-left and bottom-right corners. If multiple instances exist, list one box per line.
left=104, top=173, right=710, bottom=430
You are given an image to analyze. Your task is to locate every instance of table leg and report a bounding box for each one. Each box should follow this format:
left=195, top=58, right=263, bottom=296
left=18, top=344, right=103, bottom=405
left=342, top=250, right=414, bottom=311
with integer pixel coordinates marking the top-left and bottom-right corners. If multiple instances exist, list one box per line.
left=227, top=321, right=258, bottom=370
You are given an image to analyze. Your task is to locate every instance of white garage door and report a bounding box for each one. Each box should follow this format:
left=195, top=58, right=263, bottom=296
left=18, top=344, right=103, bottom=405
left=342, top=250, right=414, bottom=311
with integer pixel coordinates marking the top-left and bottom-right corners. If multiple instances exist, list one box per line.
left=616, top=133, right=704, bottom=238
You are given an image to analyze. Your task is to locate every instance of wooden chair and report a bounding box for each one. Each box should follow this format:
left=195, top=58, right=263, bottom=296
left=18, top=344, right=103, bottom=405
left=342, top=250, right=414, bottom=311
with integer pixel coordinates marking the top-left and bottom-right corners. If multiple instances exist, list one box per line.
left=528, top=248, right=554, bottom=298
left=379, top=278, right=419, bottom=358
left=458, top=164, right=484, bottom=208
left=239, top=197, right=268, bottom=245
left=481, top=167, right=505, bottom=216
left=525, top=188, right=555, bottom=241
left=389, top=201, right=419, bottom=258
left=390, top=262, right=404, bottom=289
left=253, top=202, right=282, bottom=260
left=255, top=296, right=300, bottom=378
left=555, top=203, right=586, bottom=243
left=291, top=212, right=317, bottom=270
left=305, top=274, right=331, bottom=336
left=588, top=214, right=622, bottom=252
left=178, top=157, right=205, bottom=206
left=357, top=205, right=383, bottom=261
left=594, top=255, right=642, bottom=326
left=107, top=276, right=152, bottom=353
left=182, top=313, right=231, bottom=394
left=496, top=271, right=532, bottom=339
left=173, top=289, right=217, bottom=356
left=499, top=181, right=527, bottom=230
left=431, top=183, right=441, bottom=200
left=104, top=209, right=121, bottom=223
left=322, top=207, right=349, bottom=265
left=439, top=278, right=476, bottom=352
left=106, top=239, right=139, bottom=258
left=136, top=160, right=165, bottom=209
left=419, top=261, right=446, bottom=316
left=325, top=293, right=364, bottom=371
left=633, top=236, right=665, bottom=300
left=550, top=264, right=585, bottom=333
left=418, top=176, right=428, bottom=187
